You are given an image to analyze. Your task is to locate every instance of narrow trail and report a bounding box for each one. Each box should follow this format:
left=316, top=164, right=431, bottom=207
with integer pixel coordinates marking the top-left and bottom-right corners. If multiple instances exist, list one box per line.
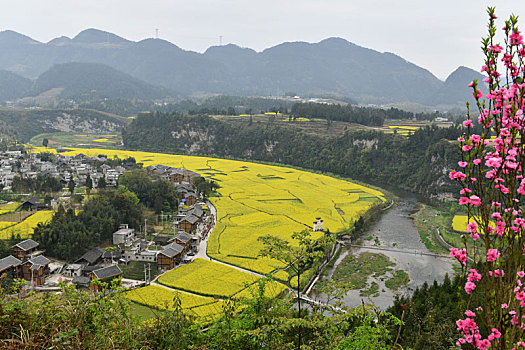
left=152, top=200, right=338, bottom=311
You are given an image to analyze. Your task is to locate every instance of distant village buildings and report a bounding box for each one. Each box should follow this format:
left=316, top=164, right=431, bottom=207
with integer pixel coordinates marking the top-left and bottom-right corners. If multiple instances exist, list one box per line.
left=0, top=154, right=212, bottom=292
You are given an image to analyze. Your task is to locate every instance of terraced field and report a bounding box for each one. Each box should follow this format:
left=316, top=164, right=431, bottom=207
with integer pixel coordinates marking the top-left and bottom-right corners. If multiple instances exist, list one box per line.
left=32, top=146, right=385, bottom=316
left=125, top=285, right=227, bottom=320
left=0, top=210, right=54, bottom=239
left=157, top=258, right=286, bottom=298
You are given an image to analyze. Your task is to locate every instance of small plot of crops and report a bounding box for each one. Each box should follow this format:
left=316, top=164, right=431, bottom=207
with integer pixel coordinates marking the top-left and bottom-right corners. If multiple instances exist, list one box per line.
left=0, top=210, right=54, bottom=239
left=283, top=117, right=310, bottom=122
left=125, top=285, right=220, bottom=312
left=452, top=215, right=495, bottom=232
left=0, top=202, right=21, bottom=215
left=93, top=138, right=116, bottom=143
left=157, top=258, right=285, bottom=298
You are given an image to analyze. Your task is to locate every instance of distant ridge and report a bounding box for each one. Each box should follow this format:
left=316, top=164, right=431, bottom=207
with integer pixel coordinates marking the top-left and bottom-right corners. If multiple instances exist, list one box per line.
left=29, top=62, right=175, bottom=100
left=0, top=29, right=485, bottom=107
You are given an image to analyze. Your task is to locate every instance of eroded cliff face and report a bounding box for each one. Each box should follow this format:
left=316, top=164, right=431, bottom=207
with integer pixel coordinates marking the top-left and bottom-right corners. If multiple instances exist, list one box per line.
left=41, top=112, right=122, bottom=133
left=0, top=108, right=127, bottom=141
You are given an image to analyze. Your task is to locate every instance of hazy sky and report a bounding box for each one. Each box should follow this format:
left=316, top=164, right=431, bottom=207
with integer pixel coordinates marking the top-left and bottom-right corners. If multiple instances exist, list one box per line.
left=2, top=1, right=525, bottom=79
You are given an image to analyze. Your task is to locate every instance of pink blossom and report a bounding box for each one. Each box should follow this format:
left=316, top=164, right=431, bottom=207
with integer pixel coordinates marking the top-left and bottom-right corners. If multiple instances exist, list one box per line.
left=493, top=269, right=504, bottom=277
left=470, top=232, right=480, bottom=240
left=463, top=119, right=473, bottom=128
left=487, top=249, right=501, bottom=262
left=450, top=247, right=468, bottom=263
left=468, top=269, right=482, bottom=282
left=459, top=197, right=470, bottom=205
left=470, top=195, right=481, bottom=206
left=458, top=161, right=468, bottom=167
left=467, top=222, right=478, bottom=232
left=465, top=310, right=476, bottom=317
left=491, top=212, right=502, bottom=220
left=465, top=281, right=477, bottom=294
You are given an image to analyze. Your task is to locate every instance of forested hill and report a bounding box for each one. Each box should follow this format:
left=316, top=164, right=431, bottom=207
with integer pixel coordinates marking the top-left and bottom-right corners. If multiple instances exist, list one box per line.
left=29, top=63, right=176, bottom=100
left=0, top=29, right=483, bottom=107
left=123, top=112, right=462, bottom=199
left=0, top=70, right=32, bottom=100
left=0, top=108, right=127, bottom=141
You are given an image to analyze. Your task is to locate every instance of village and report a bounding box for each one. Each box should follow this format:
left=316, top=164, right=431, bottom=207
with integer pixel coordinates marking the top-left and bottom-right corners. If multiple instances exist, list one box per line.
left=0, top=150, right=215, bottom=293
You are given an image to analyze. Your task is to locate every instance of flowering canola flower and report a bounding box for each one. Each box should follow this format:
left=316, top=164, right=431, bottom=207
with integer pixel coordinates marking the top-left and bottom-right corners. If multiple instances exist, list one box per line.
left=30, top=146, right=384, bottom=315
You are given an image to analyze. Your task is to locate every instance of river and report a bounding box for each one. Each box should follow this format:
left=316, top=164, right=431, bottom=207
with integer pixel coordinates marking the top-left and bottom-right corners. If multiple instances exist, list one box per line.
left=311, top=197, right=454, bottom=310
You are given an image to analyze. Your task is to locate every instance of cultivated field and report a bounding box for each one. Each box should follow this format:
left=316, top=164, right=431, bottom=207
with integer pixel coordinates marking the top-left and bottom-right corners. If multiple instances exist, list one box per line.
left=0, top=201, right=21, bottom=214
left=125, top=285, right=227, bottom=320
left=31, top=146, right=385, bottom=314
left=451, top=214, right=495, bottom=232
left=30, top=132, right=121, bottom=149
left=157, top=258, right=286, bottom=298
left=0, top=210, right=54, bottom=239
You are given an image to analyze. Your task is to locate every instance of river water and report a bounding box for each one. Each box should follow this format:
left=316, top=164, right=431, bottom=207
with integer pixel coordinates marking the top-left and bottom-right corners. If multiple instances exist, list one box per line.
left=312, top=198, right=454, bottom=310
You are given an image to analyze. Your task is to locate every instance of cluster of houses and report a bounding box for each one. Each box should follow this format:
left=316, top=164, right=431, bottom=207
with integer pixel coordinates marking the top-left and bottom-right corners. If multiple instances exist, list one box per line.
left=0, top=238, right=125, bottom=291
left=0, top=159, right=213, bottom=292
left=0, top=239, right=53, bottom=287
left=0, top=150, right=129, bottom=191
left=145, top=164, right=202, bottom=186
left=60, top=210, right=206, bottom=290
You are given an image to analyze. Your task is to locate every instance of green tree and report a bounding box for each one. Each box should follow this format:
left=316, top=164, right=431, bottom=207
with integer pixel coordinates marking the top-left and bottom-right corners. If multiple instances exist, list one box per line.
left=98, top=175, right=107, bottom=189
left=86, top=174, right=93, bottom=197
left=42, top=138, right=49, bottom=147
left=67, top=177, right=75, bottom=195
left=258, top=229, right=335, bottom=349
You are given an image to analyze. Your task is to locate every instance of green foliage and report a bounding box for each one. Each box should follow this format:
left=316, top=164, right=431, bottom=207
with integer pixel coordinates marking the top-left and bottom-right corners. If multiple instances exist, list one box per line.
left=332, top=252, right=394, bottom=290
left=387, top=274, right=475, bottom=349
left=122, top=112, right=464, bottom=199
left=0, top=270, right=403, bottom=349
left=118, top=168, right=179, bottom=213
left=68, top=177, right=75, bottom=195
left=292, top=102, right=386, bottom=126
left=32, top=188, right=143, bottom=261
left=11, top=173, right=62, bottom=194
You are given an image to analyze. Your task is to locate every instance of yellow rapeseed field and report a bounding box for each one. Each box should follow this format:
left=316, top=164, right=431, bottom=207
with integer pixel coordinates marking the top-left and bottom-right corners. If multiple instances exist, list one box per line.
left=158, top=258, right=286, bottom=298
left=452, top=215, right=496, bottom=232
left=31, top=146, right=384, bottom=292
left=0, top=210, right=54, bottom=239
left=126, top=285, right=215, bottom=309
left=0, top=202, right=21, bottom=215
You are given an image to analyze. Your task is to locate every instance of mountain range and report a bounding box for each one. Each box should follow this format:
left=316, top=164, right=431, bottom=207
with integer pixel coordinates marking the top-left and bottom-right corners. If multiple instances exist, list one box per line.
left=0, top=28, right=485, bottom=107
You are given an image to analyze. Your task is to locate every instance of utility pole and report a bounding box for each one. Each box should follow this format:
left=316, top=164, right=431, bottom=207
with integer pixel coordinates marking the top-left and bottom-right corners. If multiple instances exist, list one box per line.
left=144, top=263, right=151, bottom=285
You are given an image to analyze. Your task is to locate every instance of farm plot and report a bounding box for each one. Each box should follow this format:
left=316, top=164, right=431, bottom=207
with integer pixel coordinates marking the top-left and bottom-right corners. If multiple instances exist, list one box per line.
left=125, top=285, right=225, bottom=316
left=0, top=202, right=21, bottom=215
left=158, top=258, right=286, bottom=298
left=31, top=147, right=384, bottom=287
left=452, top=215, right=495, bottom=232
left=0, top=210, right=54, bottom=239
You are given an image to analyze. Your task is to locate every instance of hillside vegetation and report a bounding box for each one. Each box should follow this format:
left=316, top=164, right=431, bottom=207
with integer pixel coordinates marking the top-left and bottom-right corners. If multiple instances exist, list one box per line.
left=123, top=112, right=462, bottom=199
